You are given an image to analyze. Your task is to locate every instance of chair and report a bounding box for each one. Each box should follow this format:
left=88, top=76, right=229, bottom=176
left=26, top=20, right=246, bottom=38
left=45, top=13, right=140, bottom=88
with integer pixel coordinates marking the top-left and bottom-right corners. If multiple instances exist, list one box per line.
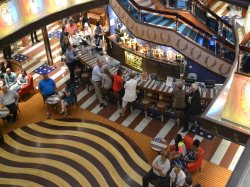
left=81, top=71, right=91, bottom=91
left=184, top=135, right=204, bottom=173
left=18, top=75, right=35, bottom=98
left=141, top=97, right=150, bottom=118
left=66, top=88, right=78, bottom=114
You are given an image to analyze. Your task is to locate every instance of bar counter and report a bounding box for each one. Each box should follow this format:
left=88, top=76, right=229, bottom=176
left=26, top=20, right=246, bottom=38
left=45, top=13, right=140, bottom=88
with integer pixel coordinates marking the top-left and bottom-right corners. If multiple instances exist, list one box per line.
left=105, top=35, right=182, bottom=79
left=76, top=48, right=222, bottom=102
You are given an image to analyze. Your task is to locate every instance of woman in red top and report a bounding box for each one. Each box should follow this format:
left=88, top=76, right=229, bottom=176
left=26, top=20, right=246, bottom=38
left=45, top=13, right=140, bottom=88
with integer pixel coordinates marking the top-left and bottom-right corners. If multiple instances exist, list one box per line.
left=113, top=69, right=123, bottom=103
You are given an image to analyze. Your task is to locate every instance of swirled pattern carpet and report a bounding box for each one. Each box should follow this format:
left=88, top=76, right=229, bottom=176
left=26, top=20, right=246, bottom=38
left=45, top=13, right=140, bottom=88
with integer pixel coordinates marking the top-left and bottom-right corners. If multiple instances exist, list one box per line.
left=0, top=119, right=151, bottom=187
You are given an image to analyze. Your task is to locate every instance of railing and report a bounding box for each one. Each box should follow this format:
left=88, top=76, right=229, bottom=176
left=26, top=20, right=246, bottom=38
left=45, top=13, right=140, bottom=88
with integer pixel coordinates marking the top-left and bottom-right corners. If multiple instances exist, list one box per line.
left=117, top=0, right=236, bottom=63
left=239, top=31, right=250, bottom=73
left=139, top=0, right=234, bottom=44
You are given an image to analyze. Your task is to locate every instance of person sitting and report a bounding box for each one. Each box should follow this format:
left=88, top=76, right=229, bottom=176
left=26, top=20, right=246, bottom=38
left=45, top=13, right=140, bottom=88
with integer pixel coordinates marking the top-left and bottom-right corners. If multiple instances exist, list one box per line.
left=60, top=81, right=76, bottom=117
left=65, top=19, right=77, bottom=36
left=112, top=69, right=123, bottom=105
left=4, top=68, right=17, bottom=90
left=167, top=134, right=187, bottom=161
left=38, top=74, right=56, bottom=118
left=0, top=86, right=19, bottom=122
left=181, top=83, right=201, bottom=133
left=171, top=139, right=201, bottom=169
left=11, top=69, right=28, bottom=92
left=169, top=164, right=186, bottom=187
left=142, top=151, right=170, bottom=187
left=120, top=73, right=137, bottom=116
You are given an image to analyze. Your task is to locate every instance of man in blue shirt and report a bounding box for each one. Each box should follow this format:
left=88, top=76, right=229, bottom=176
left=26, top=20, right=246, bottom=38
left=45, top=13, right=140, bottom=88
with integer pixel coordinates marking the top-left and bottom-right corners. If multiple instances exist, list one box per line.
left=38, top=73, right=56, bottom=118
left=65, top=44, right=79, bottom=82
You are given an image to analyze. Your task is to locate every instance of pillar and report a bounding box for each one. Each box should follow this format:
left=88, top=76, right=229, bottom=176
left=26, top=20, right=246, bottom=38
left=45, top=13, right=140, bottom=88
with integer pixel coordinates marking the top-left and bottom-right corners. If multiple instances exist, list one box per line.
left=42, top=26, right=53, bottom=66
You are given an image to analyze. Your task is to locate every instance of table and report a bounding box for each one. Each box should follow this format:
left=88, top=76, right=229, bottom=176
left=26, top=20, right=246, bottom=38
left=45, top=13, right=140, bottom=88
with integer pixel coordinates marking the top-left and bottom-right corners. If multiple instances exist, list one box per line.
left=150, top=138, right=168, bottom=152
left=0, top=107, right=10, bottom=127
left=46, top=95, right=61, bottom=113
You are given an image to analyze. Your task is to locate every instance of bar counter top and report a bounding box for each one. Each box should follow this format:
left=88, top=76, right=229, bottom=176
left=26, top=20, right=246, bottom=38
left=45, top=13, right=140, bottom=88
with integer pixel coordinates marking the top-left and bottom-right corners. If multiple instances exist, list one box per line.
left=75, top=47, right=222, bottom=101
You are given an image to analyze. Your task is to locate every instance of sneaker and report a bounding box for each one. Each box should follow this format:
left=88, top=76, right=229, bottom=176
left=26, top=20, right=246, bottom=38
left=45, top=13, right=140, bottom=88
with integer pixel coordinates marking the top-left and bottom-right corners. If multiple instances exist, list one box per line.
left=60, top=111, right=65, bottom=115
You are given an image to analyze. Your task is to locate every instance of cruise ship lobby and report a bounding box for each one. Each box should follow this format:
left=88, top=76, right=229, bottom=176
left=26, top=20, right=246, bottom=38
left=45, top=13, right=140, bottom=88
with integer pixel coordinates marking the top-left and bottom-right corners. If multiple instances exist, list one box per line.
left=0, top=0, right=250, bottom=186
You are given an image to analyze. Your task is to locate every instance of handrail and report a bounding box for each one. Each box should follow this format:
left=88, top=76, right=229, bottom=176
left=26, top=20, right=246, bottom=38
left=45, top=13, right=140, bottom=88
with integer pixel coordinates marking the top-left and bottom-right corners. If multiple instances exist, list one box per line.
left=127, top=0, right=235, bottom=50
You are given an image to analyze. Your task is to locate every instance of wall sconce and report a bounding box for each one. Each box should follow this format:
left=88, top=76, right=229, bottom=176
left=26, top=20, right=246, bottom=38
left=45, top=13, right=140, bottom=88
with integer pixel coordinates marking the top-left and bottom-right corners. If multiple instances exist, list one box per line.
left=0, top=3, right=13, bottom=26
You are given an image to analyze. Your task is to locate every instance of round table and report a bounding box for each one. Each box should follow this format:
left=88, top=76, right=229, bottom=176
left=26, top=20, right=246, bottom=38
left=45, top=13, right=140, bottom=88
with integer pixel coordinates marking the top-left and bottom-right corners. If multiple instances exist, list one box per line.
left=0, top=107, right=10, bottom=127
left=46, top=95, right=61, bottom=113
left=150, top=138, right=168, bottom=152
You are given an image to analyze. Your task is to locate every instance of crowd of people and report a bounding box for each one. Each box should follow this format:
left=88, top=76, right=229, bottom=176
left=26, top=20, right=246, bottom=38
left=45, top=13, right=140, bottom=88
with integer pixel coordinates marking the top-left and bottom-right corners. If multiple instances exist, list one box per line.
left=60, top=16, right=105, bottom=84
left=143, top=134, right=202, bottom=187
left=0, top=58, right=29, bottom=122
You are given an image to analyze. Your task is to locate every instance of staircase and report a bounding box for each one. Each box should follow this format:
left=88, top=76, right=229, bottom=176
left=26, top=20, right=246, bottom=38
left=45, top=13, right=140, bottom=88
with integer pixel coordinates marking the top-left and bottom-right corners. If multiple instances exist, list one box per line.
left=110, top=0, right=235, bottom=77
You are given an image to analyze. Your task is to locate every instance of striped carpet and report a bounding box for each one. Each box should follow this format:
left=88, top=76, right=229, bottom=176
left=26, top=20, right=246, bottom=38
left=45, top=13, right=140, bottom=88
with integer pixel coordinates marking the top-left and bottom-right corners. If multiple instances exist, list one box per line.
left=0, top=119, right=151, bottom=186
left=0, top=21, right=243, bottom=173
left=210, top=0, right=231, bottom=17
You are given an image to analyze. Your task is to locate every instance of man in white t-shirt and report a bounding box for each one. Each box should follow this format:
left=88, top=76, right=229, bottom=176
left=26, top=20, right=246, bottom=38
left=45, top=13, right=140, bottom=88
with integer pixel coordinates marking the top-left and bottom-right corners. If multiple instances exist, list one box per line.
left=169, top=165, right=186, bottom=187
left=120, top=72, right=138, bottom=116
left=142, top=151, right=171, bottom=187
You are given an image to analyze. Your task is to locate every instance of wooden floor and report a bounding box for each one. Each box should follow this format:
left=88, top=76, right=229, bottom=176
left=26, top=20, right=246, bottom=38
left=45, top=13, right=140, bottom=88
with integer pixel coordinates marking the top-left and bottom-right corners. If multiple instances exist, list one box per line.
left=0, top=93, right=232, bottom=187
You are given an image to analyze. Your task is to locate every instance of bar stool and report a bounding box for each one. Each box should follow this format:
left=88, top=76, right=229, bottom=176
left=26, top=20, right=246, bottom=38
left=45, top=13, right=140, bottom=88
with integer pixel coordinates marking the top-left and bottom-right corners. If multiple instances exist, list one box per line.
left=81, top=71, right=90, bottom=91
left=141, top=97, right=150, bottom=118
left=74, top=66, right=82, bottom=89
left=157, top=94, right=167, bottom=122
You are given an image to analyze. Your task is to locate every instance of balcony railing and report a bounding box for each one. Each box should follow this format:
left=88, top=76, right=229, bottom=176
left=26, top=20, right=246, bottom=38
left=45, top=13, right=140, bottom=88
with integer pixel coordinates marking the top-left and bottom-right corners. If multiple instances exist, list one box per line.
left=117, top=0, right=236, bottom=63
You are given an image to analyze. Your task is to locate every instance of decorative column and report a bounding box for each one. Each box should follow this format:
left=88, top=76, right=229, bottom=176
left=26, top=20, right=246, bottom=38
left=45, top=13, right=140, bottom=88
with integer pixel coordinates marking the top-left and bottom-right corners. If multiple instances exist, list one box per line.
left=42, top=26, right=53, bottom=66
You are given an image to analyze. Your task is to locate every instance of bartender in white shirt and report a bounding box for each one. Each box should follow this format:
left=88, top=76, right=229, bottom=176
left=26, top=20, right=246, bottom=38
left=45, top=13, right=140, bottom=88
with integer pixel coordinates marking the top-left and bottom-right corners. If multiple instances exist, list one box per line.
left=92, top=57, right=105, bottom=107
left=142, top=151, right=171, bottom=187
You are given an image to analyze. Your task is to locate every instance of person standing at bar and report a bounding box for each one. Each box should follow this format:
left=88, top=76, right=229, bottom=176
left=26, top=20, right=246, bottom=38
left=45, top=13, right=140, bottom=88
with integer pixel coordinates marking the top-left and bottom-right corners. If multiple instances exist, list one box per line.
left=120, top=73, right=137, bottom=116
left=65, top=19, right=77, bottom=36
left=31, top=30, right=40, bottom=45
left=92, top=57, right=105, bottom=107
left=65, top=44, right=78, bottom=83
